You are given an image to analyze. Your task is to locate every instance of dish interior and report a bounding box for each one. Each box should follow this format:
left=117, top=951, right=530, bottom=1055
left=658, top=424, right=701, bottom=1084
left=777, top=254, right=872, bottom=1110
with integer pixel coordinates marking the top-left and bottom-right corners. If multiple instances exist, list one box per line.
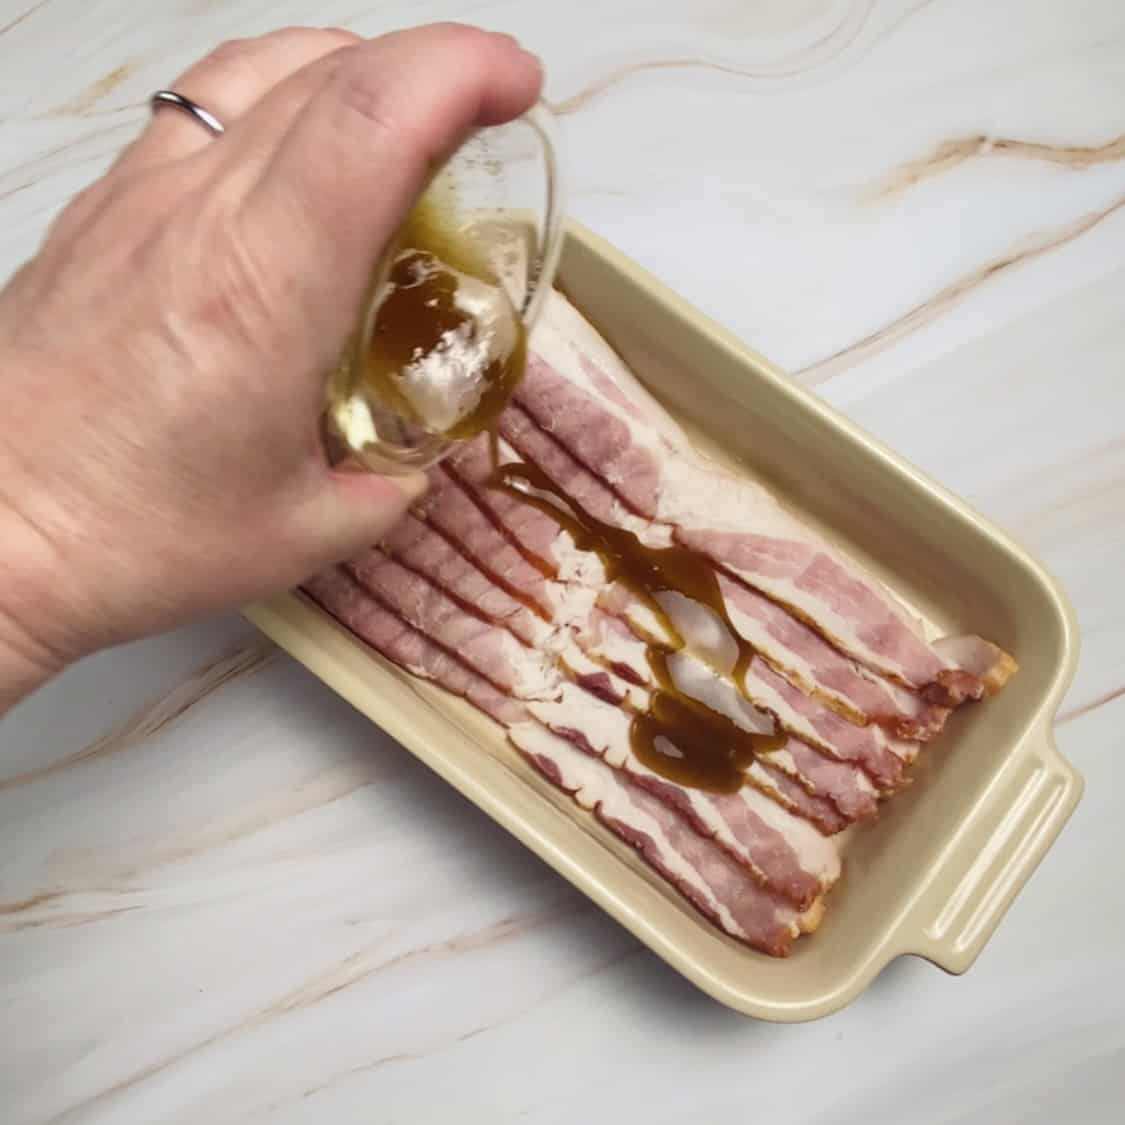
left=248, top=223, right=1080, bottom=1019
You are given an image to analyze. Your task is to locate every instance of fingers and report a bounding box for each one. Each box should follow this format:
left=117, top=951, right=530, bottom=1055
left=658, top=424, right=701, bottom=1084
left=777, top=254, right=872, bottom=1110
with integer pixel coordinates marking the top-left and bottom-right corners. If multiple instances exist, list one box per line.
left=237, top=24, right=542, bottom=303
left=292, top=468, right=427, bottom=568
left=118, top=26, right=358, bottom=173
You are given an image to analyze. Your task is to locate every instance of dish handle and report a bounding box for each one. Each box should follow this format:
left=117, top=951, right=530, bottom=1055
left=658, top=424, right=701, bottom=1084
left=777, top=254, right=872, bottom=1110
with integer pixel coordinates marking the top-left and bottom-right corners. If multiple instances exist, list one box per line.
left=902, top=717, right=1083, bottom=974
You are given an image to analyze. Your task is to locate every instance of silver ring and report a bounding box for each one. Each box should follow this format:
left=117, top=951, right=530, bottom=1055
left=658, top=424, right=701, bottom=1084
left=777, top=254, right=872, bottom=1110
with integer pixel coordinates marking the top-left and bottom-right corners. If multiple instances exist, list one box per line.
left=150, top=90, right=225, bottom=137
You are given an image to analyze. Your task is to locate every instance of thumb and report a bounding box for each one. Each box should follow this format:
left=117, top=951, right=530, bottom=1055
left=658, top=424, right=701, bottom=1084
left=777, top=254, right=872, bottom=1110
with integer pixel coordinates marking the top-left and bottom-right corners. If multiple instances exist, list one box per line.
left=236, top=25, right=542, bottom=336
left=292, top=466, right=427, bottom=570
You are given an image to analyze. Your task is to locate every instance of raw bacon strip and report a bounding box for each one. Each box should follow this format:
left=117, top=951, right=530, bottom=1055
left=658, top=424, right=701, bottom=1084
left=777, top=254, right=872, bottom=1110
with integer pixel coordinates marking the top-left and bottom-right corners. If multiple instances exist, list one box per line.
left=510, top=723, right=813, bottom=955
left=424, top=460, right=607, bottom=633
left=442, top=445, right=682, bottom=686
left=513, top=353, right=664, bottom=520
left=431, top=532, right=866, bottom=831
left=416, top=474, right=552, bottom=608
left=307, top=567, right=815, bottom=954
left=528, top=684, right=839, bottom=908
left=440, top=443, right=755, bottom=714
left=342, top=547, right=835, bottom=907
left=379, top=511, right=650, bottom=713
left=742, top=659, right=905, bottom=791
left=400, top=487, right=864, bottom=832
left=381, top=520, right=636, bottom=713
left=377, top=515, right=552, bottom=649
left=301, top=568, right=527, bottom=726
left=715, top=573, right=951, bottom=740
left=385, top=500, right=855, bottom=866
left=536, top=290, right=693, bottom=448
left=579, top=608, right=652, bottom=686
left=496, top=402, right=920, bottom=781
left=558, top=646, right=650, bottom=712
left=750, top=761, right=849, bottom=836
left=419, top=463, right=563, bottom=617
left=443, top=437, right=669, bottom=651
left=345, top=553, right=561, bottom=702
left=580, top=621, right=883, bottom=821
left=512, top=349, right=998, bottom=702
left=421, top=453, right=883, bottom=824
left=663, top=645, right=880, bottom=822
left=684, top=525, right=981, bottom=705
left=396, top=497, right=868, bottom=841
left=499, top=401, right=669, bottom=544
left=443, top=438, right=582, bottom=578
left=534, top=520, right=906, bottom=795
left=770, top=742, right=879, bottom=822
left=935, top=635, right=1019, bottom=696
left=535, top=293, right=1017, bottom=705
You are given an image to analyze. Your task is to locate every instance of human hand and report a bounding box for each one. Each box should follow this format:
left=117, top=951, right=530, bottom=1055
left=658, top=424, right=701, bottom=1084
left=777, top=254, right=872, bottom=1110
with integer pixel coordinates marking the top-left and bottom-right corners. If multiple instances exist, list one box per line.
left=0, top=24, right=542, bottom=709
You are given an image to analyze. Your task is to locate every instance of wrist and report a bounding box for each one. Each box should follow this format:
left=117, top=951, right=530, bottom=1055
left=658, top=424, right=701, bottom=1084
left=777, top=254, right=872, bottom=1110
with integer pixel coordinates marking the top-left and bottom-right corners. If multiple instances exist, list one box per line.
left=0, top=495, right=76, bottom=714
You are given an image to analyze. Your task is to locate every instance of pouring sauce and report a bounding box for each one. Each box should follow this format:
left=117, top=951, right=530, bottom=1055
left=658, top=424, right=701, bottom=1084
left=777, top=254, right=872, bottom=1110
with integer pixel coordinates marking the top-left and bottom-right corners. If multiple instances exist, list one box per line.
left=360, top=203, right=789, bottom=792
left=489, top=461, right=787, bottom=792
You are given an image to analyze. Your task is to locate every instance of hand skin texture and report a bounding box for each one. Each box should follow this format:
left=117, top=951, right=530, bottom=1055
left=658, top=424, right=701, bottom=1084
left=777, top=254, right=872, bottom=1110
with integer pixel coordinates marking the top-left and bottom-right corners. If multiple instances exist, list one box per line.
left=0, top=23, right=542, bottom=714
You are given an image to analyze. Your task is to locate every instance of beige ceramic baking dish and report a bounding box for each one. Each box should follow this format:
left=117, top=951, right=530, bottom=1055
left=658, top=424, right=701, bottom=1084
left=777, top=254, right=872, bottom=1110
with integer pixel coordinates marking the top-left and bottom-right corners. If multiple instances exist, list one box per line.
left=245, top=220, right=1082, bottom=1021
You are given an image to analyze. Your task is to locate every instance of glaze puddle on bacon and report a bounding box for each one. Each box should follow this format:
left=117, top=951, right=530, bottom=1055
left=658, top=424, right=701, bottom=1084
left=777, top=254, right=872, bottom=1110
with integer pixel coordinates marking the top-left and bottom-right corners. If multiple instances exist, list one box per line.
left=304, top=291, right=1019, bottom=957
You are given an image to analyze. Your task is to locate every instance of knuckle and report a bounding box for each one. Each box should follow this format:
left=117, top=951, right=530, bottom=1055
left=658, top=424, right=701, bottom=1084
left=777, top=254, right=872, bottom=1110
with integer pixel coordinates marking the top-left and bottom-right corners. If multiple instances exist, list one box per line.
left=311, top=26, right=361, bottom=48
left=179, top=37, right=257, bottom=93
left=427, top=20, right=489, bottom=47
left=204, top=37, right=253, bottom=70
left=334, top=49, right=402, bottom=137
left=45, top=178, right=113, bottom=245
left=264, top=24, right=358, bottom=49
left=268, top=24, right=312, bottom=40
left=60, top=180, right=103, bottom=223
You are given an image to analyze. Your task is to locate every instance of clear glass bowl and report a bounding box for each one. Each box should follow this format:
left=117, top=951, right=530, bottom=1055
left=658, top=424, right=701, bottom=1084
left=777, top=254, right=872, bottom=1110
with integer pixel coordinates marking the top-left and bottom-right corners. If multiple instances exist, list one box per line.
left=325, top=102, right=565, bottom=475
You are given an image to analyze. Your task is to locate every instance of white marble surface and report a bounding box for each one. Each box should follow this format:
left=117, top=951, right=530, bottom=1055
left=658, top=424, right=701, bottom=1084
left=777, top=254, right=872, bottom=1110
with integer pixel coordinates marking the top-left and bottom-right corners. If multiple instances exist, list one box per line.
left=3, top=0, right=1125, bottom=1120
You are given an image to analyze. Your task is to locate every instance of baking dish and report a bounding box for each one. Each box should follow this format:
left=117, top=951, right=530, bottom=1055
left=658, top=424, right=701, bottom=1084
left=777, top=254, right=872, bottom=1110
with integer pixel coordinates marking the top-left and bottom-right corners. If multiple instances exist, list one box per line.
left=245, top=220, right=1082, bottom=1021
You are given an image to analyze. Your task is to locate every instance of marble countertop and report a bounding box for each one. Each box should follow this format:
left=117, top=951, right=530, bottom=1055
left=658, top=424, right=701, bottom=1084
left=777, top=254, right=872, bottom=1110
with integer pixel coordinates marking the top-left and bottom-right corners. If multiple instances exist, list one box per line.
left=3, top=1, right=1124, bottom=1121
